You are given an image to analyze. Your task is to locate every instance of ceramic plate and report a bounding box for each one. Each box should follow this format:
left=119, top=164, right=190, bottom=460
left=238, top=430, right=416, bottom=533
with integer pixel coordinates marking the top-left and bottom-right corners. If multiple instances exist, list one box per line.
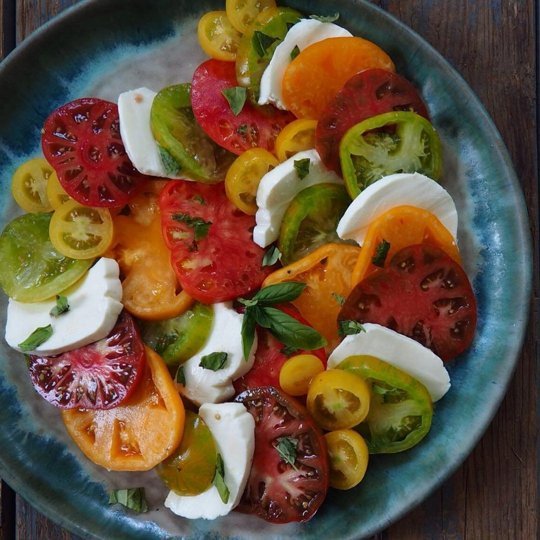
left=0, top=0, right=532, bottom=538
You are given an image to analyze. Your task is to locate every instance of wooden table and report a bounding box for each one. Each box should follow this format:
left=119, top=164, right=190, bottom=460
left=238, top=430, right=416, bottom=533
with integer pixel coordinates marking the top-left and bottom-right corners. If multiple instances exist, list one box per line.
left=0, top=1, right=537, bottom=538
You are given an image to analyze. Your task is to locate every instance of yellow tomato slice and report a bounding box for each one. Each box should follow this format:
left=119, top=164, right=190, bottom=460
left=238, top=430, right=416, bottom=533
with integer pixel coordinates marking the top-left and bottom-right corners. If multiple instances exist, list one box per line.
left=279, top=353, right=325, bottom=396
left=49, top=199, right=113, bottom=259
left=274, top=118, right=317, bottom=162
left=325, top=429, right=369, bottom=490
left=11, top=157, right=54, bottom=213
left=225, top=147, right=278, bottom=214
left=46, top=171, right=71, bottom=209
left=198, top=11, right=243, bottom=61
left=225, top=0, right=276, bottom=34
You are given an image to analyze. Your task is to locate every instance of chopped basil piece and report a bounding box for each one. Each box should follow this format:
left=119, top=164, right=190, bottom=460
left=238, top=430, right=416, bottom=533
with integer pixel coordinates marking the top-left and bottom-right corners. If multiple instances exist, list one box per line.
left=274, top=436, right=298, bottom=468
left=18, top=325, right=53, bottom=352
left=338, top=320, right=366, bottom=336
left=221, top=86, right=247, bottom=116
left=159, top=146, right=181, bottom=176
left=290, top=45, right=301, bottom=60
left=252, top=30, right=278, bottom=57
left=175, top=365, right=186, bottom=385
left=193, top=194, right=206, bottom=205
left=108, top=488, right=148, bottom=513
left=199, top=352, right=228, bottom=371
left=262, top=245, right=282, bottom=266
left=294, top=158, right=310, bottom=180
left=172, top=213, right=212, bottom=241
left=372, top=239, right=391, bottom=267
left=237, top=123, right=248, bottom=136
left=213, top=454, right=230, bottom=503
left=332, top=292, right=346, bottom=306
left=281, top=345, right=300, bottom=356
left=49, top=295, right=69, bottom=317
left=309, top=13, right=340, bottom=23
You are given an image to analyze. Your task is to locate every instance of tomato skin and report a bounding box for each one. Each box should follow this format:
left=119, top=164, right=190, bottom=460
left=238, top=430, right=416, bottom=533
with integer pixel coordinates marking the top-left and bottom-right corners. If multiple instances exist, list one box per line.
left=11, top=157, right=54, bottom=213
left=325, top=429, right=369, bottom=489
left=235, top=386, right=329, bottom=523
left=316, top=69, right=429, bottom=174
left=191, top=59, right=294, bottom=155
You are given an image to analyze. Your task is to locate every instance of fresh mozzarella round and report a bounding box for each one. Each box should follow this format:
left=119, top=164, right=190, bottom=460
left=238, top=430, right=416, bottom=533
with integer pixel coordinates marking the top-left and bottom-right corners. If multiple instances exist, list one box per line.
left=5, top=258, right=123, bottom=355
left=327, top=323, right=450, bottom=401
left=337, top=172, right=458, bottom=245
left=181, top=303, right=256, bottom=406
left=258, top=19, right=352, bottom=109
left=253, top=148, right=342, bottom=247
left=165, top=402, right=255, bottom=520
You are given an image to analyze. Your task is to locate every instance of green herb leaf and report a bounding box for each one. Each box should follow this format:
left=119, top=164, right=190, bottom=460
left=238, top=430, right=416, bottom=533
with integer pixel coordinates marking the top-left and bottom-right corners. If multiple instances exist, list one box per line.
left=18, top=325, right=53, bottom=352
left=331, top=292, right=346, bottom=306
left=262, top=245, right=282, bottom=267
left=193, top=194, right=206, bottom=205
left=252, top=31, right=278, bottom=57
left=159, top=146, right=181, bottom=176
left=290, top=45, right=300, bottom=60
left=199, top=352, right=228, bottom=371
left=221, top=86, right=247, bottom=116
left=49, top=295, right=70, bottom=317
left=213, top=454, right=230, bottom=503
left=294, top=158, right=310, bottom=180
left=338, top=320, right=366, bottom=336
left=172, top=213, right=212, bottom=241
left=372, top=239, right=391, bottom=267
left=108, top=488, right=149, bottom=513
left=274, top=436, right=298, bottom=468
left=310, top=13, right=340, bottom=23
left=241, top=309, right=257, bottom=361
left=175, top=365, right=186, bottom=385
left=252, top=282, right=306, bottom=306
left=237, top=123, right=248, bottom=136
left=281, top=345, right=300, bottom=356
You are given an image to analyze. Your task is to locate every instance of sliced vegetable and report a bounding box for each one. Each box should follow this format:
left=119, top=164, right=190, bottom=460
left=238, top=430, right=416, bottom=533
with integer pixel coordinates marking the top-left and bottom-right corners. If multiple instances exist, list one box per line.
left=198, top=11, right=242, bottom=62
left=226, top=0, right=276, bottom=34
left=325, top=429, right=369, bottom=490
left=279, top=353, right=325, bottom=396
left=274, top=118, right=317, bottom=162
left=11, top=157, right=54, bottom=213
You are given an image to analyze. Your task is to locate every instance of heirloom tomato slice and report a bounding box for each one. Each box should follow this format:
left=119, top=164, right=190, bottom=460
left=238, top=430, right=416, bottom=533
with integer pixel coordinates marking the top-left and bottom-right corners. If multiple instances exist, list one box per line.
left=42, top=98, right=147, bottom=207
left=62, top=346, right=185, bottom=471
left=339, top=244, right=477, bottom=361
left=191, top=59, right=294, bottom=155
left=11, top=157, right=54, bottom=213
left=316, top=69, right=429, bottom=174
left=160, top=180, right=269, bottom=303
left=28, top=311, right=145, bottom=410
left=235, top=386, right=329, bottom=523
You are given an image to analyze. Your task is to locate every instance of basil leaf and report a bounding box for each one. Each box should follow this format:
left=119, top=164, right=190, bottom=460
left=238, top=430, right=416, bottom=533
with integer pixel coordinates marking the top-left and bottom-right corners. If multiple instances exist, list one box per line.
left=338, top=320, right=366, bottom=336
left=199, top=352, right=228, bottom=371
left=108, top=488, right=148, bottom=513
left=193, top=194, right=206, bottom=205
left=290, top=45, right=300, bottom=60
left=221, top=86, right=247, bottom=116
left=331, top=292, right=346, bottom=306
left=252, top=31, right=278, bottom=57
left=172, top=213, right=212, bottom=241
left=237, top=123, right=248, bottom=136
left=18, top=325, right=53, bottom=352
left=310, top=13, right=340, bottom=23
left=49, top=295, right=69, bottom=317
left=281, top=345, right=300, bottom=356
left=372, top=239, right=391, bottom=267
left=213, top=453, right=230, bottom=503
left=294, top=158, right=310, bottom=180
left=175, top=365, right=186, bottom=385
left=274, top=436, right=298, bottom=469
left=252, top=282, right=306, bottom=306
left=241, top=309, right=257, bottom=361
left=158, top=146, right=181, bottom=176
left=262, top=245, right=282, bottom=266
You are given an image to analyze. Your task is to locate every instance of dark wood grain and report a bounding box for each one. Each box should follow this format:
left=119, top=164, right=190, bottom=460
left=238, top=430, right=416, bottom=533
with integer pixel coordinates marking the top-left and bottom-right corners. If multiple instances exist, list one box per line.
left=1, top=1, right=538, bottom=539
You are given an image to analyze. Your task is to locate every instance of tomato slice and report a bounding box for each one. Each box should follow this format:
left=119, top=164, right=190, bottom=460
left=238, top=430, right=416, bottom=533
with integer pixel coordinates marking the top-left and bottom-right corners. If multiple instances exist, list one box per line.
left=316, top=69, right=429, bottom=174
left=197, top=11, right=242, bottom=62
left=191, top=59, right=294, bottom=155
left=235, top=386, right=329, bottom=523
left=11, top=157, right=54, bottom=213
left=46, top=171, right=71, bottom=209
left=62, top=346, right=185, bottom=471
left=226, top=0, right=276, bottom=34
left=274, top=118, right=317, bottom=162
left=339, top=243, right=477, bottom=361
left=28, top=311, right=145, bottom=409
left=279, top=353, right=324, bottom=397
left=42, top=98, right=147, bottom=207
left=325, top=429, right=369, bottom=490
left=159, top=180, right=270, bottom=303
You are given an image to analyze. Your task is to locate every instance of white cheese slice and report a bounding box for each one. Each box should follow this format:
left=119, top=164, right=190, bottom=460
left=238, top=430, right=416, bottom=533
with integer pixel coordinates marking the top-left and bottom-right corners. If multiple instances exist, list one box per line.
left=164, top=402, right=255, bottom=520
left=5, top=258, right=123, bottom=356
left=327, top=323, right=450, bottom=402
left=181, top=303, right=256, bottom=406
left=253, top=148, right=342, bottom=247
left=258, top=19, right=352, bottom=109
left=337, top=172, right=459, bottom=246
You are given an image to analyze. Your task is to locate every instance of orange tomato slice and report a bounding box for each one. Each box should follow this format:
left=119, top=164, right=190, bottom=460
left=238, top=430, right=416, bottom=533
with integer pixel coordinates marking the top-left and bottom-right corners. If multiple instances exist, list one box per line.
left=62, top=346, right=185, bottom=471
left=352, top=205, right=461, bottom=285
left=282, top=37, right=395, bottom=119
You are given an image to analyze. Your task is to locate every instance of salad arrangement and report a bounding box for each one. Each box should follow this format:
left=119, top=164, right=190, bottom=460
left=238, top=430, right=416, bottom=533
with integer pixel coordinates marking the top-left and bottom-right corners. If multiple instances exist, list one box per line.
left=0, top=0, right=478, bottom=526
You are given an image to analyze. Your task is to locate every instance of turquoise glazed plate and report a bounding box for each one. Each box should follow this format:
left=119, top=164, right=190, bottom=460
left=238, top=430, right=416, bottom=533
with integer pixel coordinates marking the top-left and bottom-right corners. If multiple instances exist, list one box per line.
left=0, top=0, right=532, bottom=538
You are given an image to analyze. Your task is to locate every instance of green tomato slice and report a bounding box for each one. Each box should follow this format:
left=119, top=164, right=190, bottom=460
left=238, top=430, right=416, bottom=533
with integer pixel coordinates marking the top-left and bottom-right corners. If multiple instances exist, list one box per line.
left=156, top=410, right=218, bottom=496
left=140, top=302, right=213, bottom=368
left=236, top=7, right=301, bottom=101
left=278, top=183, right=351, bottom=265
left=0, top=212, right=93, bottom=302
left=150, top=83, right=234, bottom=182
left=339, top=111, right=443, bottom=198
left=338, top=354, right=433, bottom=454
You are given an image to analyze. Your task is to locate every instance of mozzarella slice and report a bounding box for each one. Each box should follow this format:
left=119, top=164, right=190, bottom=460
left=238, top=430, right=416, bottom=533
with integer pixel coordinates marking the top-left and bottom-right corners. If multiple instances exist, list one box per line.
left=337, top=172, right=458, bottom=245
left=253, top=149, right=342, bottom=247
left=118, top=87, right=181, bottom=179
left=5, top=258, right=123, bottom=355
left=165, top=402, right=255, bottom=520
left=258, top=19, right=352, bottom=109
left=327, top=323, right=450, bottom=401
left=181, top=303, right=256, bottom=406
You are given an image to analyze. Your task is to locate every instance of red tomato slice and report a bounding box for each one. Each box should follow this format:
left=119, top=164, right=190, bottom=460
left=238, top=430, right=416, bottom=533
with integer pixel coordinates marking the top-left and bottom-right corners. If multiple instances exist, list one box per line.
left=159, top=180, right=269, bottom=303
left=191, top=59, right=294, bottom=155
left=316, top=69, right=429, bottom=174
left=339, top=243, right=477, bottom=361
left=28, top=311, right=145, bottom=409
left=235, top=386, right=329, bottom=523
left=41, top=98, right=147, bottom=207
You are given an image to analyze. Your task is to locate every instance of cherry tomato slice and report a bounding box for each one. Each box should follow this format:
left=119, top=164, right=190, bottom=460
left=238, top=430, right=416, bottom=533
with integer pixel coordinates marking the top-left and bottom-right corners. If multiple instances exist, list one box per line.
left=191, top=59, right=294, bottom=155
left=11, top=157, right=54, bottom=213
left=62, top=346, right=185, bottom=471
left=339, top=243, right=477, bottom=361
left=28, top=311, right=145, bottom=409
left=316, top=69, right=429, bottom=174
left=279, top=353, right=324, bottom=397
left=46, top=171, right=71, bottom=210
left=235, top=386, right=329, bottom=523
left=42, top=98, right=147, bottom=207
left=198, top=11, right=242, bottom=62
left=274, top=118, right=317, bottom=162
left=226, top=0, right=276, bottom=34
left=325, top=429, right=369, bottom=490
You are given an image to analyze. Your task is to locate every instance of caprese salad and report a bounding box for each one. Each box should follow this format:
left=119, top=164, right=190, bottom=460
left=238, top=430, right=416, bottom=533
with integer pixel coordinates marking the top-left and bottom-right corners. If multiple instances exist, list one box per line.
left=0, top=0, right=477, bottom=526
